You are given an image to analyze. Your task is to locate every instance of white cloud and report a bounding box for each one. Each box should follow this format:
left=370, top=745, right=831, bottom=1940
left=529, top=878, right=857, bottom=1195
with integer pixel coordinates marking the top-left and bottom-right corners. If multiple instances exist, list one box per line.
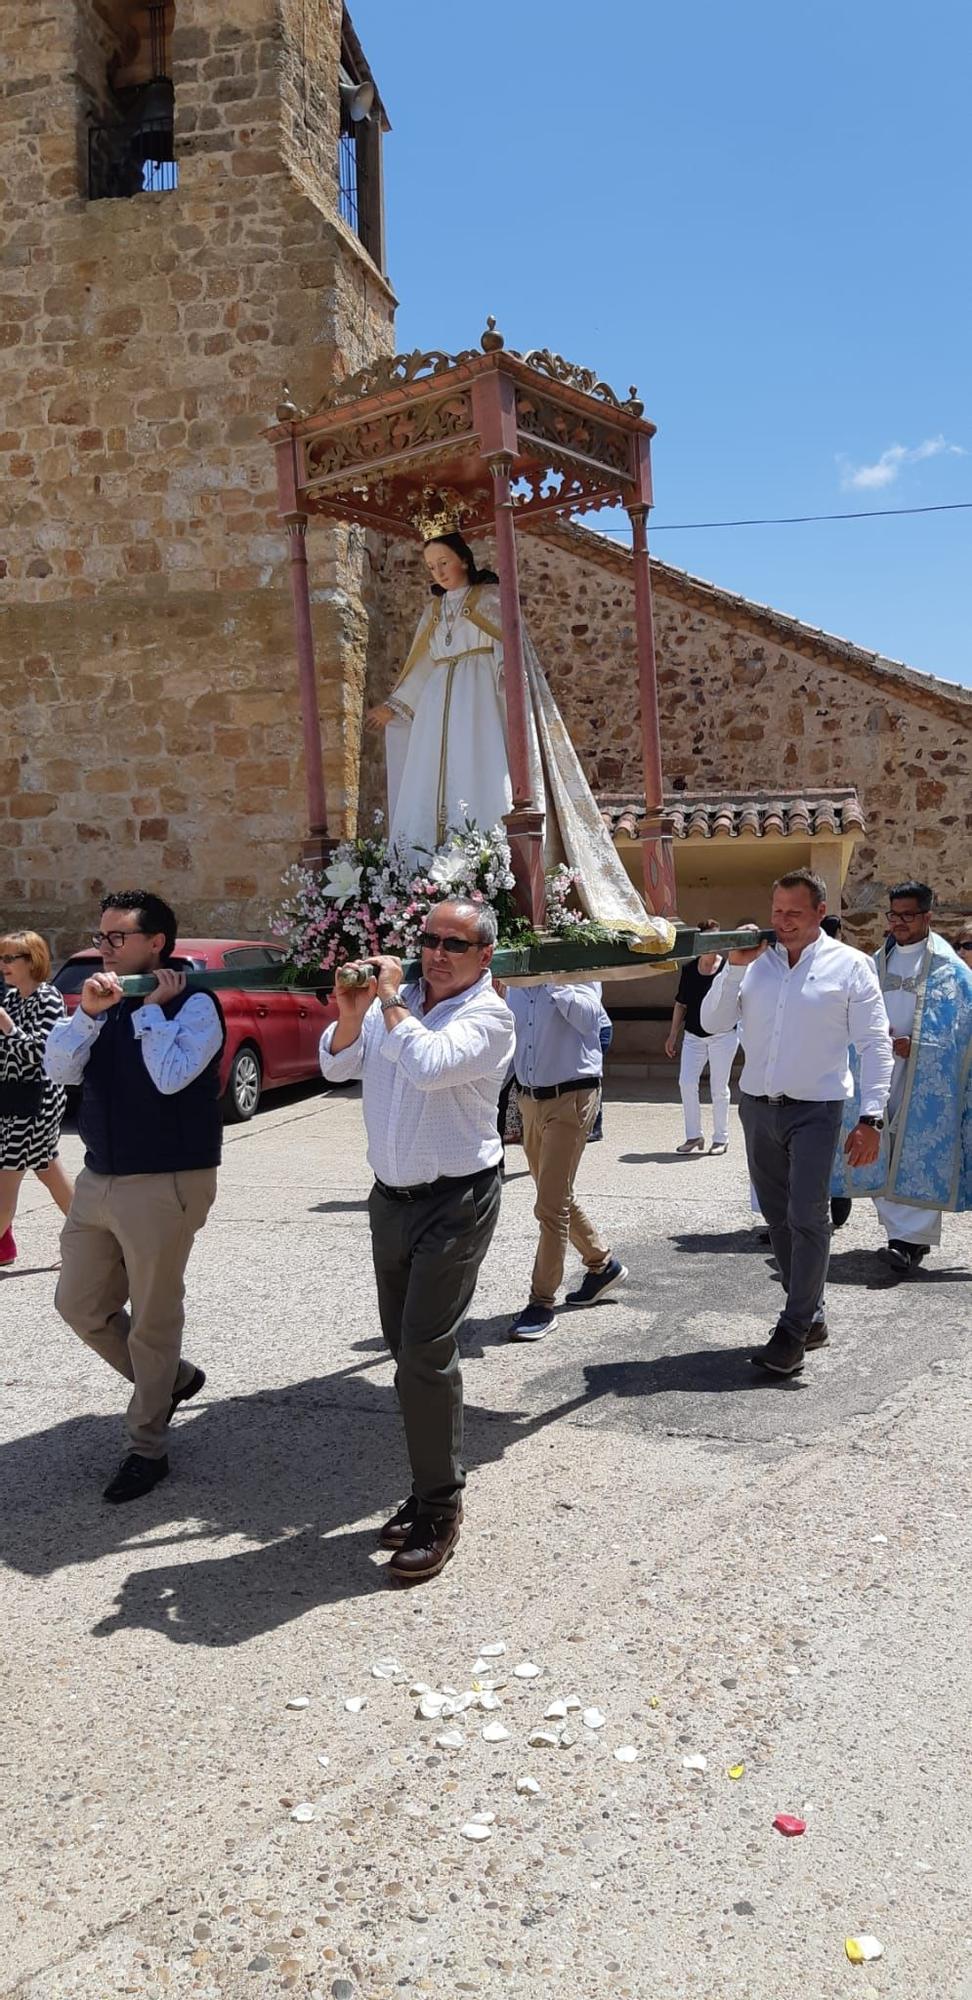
left=838, top=435, right=965, bottom=492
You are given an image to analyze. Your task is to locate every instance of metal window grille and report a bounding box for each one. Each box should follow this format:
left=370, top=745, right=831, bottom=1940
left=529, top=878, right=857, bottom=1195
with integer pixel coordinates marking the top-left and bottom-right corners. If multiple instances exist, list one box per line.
left=338, top=103, right=359, bottom=233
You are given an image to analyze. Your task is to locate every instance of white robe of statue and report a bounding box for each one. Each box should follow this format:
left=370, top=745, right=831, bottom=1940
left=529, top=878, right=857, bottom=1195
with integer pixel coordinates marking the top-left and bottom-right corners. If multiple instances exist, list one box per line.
left=383, top=582, right=650, bottom=932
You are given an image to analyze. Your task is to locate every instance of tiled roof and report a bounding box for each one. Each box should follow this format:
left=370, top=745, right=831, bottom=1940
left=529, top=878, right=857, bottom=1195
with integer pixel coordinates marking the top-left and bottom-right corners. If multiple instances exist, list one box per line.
left=599, top=788, right=866, bottom=842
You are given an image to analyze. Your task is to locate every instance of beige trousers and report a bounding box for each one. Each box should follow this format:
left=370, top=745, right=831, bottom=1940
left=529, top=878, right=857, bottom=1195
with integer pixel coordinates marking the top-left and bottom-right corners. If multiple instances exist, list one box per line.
left=520, top=1087, right=609, bottom=1308
left=56, top=1166, right=217, bottom=1458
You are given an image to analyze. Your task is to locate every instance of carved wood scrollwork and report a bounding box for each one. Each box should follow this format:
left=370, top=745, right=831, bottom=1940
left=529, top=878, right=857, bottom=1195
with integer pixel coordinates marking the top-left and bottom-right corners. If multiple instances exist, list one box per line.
left=312, top=347, right=485, bottom=413
left=515, top=390, right=632, bottom=477
left=304, top=393, right=475, bottom=481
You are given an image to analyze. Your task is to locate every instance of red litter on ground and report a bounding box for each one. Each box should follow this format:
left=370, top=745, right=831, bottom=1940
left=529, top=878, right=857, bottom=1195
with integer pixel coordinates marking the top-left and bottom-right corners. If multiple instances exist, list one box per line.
left=773, top=1814, right=807, bottom=1837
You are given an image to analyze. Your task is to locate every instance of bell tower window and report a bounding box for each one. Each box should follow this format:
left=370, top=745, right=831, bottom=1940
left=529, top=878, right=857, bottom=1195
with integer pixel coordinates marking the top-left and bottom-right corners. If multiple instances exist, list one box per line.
left=337, top=12, right=387, bottom=273
left=88, top=0, right=178, bottom=201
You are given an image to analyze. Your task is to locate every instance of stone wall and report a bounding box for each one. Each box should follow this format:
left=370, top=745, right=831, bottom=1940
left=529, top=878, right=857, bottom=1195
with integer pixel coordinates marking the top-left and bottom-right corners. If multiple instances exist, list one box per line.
left=0, top=0, right=393, bottom=954
left=363, top=527, right=972, bottom=927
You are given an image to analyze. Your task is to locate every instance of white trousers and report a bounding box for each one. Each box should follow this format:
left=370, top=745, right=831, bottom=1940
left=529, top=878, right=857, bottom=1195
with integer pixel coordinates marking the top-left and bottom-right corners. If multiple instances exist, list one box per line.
left=678, top=1030, right=737, bottom=1145
left=874, top=1197, right=942, bottom=1247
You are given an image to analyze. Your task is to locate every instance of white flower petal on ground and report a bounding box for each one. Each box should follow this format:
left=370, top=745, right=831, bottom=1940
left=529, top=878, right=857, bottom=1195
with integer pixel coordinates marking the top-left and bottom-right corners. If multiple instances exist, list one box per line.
left=480, top=1641, right=507, bottom=1657
left=416, top=1693, right=447, bottom=1720
left=515, top=1774, right=541, bottom=1795
left=343, top=1697, right=367, bottom=1714
left=371, top=1658, right=403, bottom=1680
left=470, top=1811, right=495, bottom=1824
left=482, top=1722, right=511, bottom=1743
left=513, top=1662, right=541, bottom=1680
left=682, top=1754, right=707, bottom=1772
left=290, top=1803, right=315, bottom=1822
left=527, top=1729, right=562, bottom=1749
left=435, top=1729, right=465, bottom=1750
left=478, top=1691, right=502, bottom=1712
left=285, top=1697, right=310, bottom=1711
left=614, top=1746, right=639, bottom=1764
left=461, top=1821, right=492, bottom=1842
left=316, top=1754, right=330, bottom=1768
left=582, top=1708, right=607, bottom=1730
left=545, top=1700, right=568, bottom=1720
left=845, top=1936, right=883, bottom=1964
left=564, top=1696, right=582, bottom=1712
left=408, top=1682, right=433, bottom=1699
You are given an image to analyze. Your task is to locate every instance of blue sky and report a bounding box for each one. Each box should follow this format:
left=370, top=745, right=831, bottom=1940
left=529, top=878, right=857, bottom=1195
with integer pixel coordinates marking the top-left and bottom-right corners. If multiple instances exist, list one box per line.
left=350, top=0, right=971, bottom=687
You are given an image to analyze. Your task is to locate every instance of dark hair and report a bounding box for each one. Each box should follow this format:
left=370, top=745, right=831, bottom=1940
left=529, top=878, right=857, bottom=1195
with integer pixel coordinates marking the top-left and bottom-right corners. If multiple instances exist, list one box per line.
left=889, top=879, right=934, bottom=912
left=424, top=532, right=498, bottom=596
left=698, top=917, right=720, bottom=932
left=101, top=890, right=178, bottom=957
left=820, top=913, right=843, bottom=937
left=773, top=867, right=827, bottom=909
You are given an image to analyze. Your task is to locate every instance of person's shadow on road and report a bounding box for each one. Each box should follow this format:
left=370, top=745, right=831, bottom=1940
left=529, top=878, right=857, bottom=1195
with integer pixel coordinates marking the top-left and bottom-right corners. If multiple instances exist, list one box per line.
left=0, top=1331, right=773, bottom=1650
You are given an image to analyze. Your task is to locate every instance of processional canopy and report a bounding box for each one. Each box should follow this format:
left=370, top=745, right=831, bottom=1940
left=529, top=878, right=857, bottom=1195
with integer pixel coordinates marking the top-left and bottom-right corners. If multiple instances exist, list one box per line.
left=266, top=318, right=656, bottom=533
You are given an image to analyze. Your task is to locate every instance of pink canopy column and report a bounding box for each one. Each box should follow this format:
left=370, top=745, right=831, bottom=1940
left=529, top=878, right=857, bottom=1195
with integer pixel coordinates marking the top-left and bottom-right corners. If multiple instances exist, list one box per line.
left=628, top=439, right=676, bottom=917
left=472, top=373, right=546, bottom=926
left=276, top=435, right=334, bottom=868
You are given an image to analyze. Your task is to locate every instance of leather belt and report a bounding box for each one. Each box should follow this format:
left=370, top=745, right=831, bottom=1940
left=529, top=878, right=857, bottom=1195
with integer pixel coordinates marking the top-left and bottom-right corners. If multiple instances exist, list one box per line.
left=373, top=1166, right=498, bottom=1204
left=516, top=1077, right=601, bottom=1102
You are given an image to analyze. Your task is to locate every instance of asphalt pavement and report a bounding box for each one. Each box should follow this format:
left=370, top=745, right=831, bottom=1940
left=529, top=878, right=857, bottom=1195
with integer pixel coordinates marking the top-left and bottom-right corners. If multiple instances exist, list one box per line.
left=1, top=1080, right=970, bottom=1999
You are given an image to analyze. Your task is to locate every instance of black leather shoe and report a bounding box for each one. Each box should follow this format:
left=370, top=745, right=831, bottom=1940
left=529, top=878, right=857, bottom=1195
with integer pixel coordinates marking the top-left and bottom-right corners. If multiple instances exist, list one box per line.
left=830, top=1198, right=852, bottom=1229
left=886, top=1240, right=912, bottom=1272
left=103, top=1453, right=170, bottom=1504
left=379, top=1494, right=463, bottom=1549
left=804, top=1318, right=829, bottom=1350
left=168, top=1365, right=206, bottom=1423
left=750, top=1329, right=805, bottom=1376
left=387, top=1511, right=461, bottom=1584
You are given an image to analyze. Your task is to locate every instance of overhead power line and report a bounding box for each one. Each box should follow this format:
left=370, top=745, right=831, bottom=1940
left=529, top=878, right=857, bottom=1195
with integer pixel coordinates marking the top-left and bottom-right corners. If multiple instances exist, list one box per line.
left=593, top=500, right=972, bottom=535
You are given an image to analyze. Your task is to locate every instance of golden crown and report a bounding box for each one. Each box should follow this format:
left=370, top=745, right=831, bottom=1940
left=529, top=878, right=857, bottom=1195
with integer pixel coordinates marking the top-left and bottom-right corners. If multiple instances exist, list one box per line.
left=410, top=487, right=468, bottom=542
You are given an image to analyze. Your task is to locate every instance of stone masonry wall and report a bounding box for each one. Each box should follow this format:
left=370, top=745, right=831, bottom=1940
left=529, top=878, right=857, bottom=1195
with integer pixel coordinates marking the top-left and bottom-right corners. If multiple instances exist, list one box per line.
left=0, top=0, right=393, bottom=955
left=363, top=529, right=972, bottom=926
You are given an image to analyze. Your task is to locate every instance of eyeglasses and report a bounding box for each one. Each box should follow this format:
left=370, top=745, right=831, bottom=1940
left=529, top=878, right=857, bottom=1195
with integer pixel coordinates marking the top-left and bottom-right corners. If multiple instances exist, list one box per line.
left=90, top=930, right=140, bottom=949
left=886, top=910, right=924, bottom=921
left=0, top=952, right=27, bottom=965
left=418, top=931, right=476, bottom=955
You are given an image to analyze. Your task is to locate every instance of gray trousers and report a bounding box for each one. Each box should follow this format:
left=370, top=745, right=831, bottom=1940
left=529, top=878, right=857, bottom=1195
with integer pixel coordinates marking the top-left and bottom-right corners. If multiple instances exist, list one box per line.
left=738, top=1095, right=843, bottom=1340
left=368, top=1167, right=501, bottom=1518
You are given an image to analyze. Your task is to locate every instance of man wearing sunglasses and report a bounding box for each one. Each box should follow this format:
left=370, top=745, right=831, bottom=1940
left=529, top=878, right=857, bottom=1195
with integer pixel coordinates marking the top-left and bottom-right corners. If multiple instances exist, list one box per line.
left=320, top=899, right=514, bottom=1584
left=44, top=891, right=223, bottom=1502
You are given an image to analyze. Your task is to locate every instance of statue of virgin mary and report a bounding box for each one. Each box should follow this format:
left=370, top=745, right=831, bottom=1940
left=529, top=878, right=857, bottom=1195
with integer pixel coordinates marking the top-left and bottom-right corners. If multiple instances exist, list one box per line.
left=367, top=529, right=652, bottom=932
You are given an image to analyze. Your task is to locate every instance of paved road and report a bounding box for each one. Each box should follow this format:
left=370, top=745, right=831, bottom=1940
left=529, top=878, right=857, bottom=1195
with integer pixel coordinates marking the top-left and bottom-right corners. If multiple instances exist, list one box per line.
left=1, top=1083, right=969, bottom=1998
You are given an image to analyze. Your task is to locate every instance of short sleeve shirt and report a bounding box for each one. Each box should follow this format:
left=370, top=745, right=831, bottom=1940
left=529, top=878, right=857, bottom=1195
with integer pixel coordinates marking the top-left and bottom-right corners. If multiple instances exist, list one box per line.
left=676, top=957, right=725, bottom=1038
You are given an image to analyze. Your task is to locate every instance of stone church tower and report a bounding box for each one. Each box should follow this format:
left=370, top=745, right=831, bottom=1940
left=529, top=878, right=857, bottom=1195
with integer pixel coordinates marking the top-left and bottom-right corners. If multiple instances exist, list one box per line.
left=1, top=0, right=394, bottom=948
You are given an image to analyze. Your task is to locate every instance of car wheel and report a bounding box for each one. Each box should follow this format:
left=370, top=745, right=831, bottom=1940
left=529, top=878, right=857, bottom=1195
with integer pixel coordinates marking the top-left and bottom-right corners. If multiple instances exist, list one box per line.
left=223, top=1044, right=262, bottom=1122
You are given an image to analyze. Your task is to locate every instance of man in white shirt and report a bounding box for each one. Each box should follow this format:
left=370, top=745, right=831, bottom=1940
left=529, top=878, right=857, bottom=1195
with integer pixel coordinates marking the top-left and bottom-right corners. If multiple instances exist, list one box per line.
left=319, top=900, right=514, bottom=1585
left=701, top=868, right=892, bottom=1376
left=501, top=981, right=626, bottom=1342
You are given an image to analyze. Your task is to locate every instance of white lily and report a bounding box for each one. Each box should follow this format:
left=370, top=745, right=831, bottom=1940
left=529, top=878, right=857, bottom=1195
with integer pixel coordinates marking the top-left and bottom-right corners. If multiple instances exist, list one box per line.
left=321, top=858, right=364, bottom=907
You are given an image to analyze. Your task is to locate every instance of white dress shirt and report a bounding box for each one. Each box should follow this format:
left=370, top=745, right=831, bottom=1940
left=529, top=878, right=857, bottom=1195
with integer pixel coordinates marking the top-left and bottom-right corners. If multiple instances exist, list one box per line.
left=44, top=994, right=223, bottom=1095
left=700, top=933, right=892, bottom=1116
left=505, top=982, right=604, bottom=1089
left=319, top=971, right=516, bottom=1187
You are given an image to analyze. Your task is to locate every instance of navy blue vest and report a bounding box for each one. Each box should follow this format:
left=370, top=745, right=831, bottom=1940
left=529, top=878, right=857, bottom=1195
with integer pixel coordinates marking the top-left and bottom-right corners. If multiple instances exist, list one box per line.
left=78, top=983, right=225, bottom=1176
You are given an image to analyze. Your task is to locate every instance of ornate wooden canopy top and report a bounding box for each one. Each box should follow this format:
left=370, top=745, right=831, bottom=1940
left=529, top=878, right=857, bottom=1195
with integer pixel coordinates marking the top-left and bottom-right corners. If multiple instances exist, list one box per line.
left=266, top=319, right=657, bottom=538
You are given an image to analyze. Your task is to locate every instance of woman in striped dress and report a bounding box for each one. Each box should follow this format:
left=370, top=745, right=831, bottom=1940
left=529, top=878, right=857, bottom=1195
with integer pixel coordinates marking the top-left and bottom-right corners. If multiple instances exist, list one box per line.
left=0, top=930, right=73, bottom=1266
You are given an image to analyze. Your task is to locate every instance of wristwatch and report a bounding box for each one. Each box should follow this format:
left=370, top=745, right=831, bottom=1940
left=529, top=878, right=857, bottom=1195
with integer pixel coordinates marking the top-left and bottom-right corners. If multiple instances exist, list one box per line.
left=858, top=1114, right=884, bottom=1129
left=379, top=994, right=404, bottom=1013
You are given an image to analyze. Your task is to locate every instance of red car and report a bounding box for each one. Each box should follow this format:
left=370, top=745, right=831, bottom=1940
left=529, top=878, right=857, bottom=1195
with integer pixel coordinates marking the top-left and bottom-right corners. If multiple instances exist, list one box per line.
left=52, top=938, right=338, bottom=1122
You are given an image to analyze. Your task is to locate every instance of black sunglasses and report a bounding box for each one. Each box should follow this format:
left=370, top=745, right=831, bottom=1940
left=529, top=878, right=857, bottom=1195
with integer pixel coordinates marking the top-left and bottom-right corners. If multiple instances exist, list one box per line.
left=419, top=931, right=476, bottom=955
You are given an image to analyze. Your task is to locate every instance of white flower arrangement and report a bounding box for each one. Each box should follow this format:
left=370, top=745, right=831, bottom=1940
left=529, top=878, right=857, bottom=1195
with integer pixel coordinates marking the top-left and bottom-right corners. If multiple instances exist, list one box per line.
left=273, top=815, right=594, bottom=976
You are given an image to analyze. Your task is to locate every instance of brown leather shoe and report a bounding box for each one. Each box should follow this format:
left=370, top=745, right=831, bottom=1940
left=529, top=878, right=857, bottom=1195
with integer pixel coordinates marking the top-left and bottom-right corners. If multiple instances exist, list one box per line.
left=387, top=1511, right=461, bottom=1585
left=379, top=1495, right=463, bottom=1550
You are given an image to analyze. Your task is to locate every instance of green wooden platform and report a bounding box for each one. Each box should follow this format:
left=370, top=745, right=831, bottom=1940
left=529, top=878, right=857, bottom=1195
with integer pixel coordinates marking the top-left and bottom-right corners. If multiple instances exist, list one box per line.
left=116, top=928, right=771, bottom=998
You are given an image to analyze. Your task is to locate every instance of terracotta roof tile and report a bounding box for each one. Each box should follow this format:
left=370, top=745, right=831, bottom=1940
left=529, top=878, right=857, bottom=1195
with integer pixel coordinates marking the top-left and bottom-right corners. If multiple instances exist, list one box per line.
left=598, top=787, right=867, bottom=842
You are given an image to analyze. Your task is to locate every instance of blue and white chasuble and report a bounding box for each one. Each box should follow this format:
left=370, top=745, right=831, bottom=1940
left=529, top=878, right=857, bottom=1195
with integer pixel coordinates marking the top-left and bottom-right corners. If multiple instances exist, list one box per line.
left=832, top=931, right=972, bottom=1210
